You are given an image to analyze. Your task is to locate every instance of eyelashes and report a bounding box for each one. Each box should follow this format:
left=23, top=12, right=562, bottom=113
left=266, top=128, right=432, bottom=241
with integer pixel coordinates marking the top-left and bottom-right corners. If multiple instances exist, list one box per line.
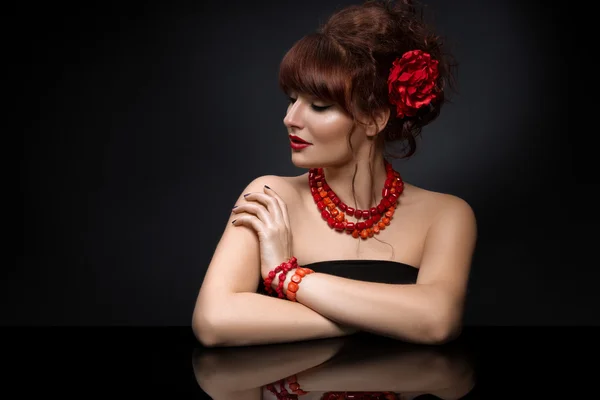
left=287, top=96, right=332, bottom=112
left=312, top=104, right=331, bottom=112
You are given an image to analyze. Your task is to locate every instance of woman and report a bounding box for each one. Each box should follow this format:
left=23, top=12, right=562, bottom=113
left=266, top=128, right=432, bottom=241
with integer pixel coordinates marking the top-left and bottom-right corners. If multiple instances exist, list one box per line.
left=192, top=0, right=477, bottom=347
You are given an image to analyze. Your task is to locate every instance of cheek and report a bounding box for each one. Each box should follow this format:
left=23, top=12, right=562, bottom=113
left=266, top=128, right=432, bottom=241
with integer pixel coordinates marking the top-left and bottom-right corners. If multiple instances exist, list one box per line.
left=309, top=114, right=353, bottom=142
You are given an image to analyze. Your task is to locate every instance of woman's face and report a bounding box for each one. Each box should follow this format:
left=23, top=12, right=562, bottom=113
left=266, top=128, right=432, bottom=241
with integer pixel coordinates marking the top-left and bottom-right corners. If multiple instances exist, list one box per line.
left=283, top=92, right=365, bottom=169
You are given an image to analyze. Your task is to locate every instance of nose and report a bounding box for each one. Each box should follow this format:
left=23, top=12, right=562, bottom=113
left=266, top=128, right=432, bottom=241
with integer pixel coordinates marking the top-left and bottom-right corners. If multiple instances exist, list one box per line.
left=283, top=100, right=304, bottom=130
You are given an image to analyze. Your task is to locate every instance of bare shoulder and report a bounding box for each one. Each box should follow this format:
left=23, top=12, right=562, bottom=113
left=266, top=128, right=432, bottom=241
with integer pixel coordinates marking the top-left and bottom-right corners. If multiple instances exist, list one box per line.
left=405, top=184, right=475, bottom=220
left=404, top=183, right=477, bottom=233
left=432, top=192, right=477, bottom=231
left=241, top=173, right=305, bottom=206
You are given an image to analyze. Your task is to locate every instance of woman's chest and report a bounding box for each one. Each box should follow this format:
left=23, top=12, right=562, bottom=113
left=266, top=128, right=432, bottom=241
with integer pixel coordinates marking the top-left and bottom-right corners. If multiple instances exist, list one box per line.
left=287, top=196, right=432, bottom=268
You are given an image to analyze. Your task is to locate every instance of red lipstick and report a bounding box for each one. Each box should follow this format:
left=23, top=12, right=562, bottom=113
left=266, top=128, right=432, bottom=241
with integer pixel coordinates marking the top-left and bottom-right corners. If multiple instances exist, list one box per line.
left=289, top=135, right=312, bottom=150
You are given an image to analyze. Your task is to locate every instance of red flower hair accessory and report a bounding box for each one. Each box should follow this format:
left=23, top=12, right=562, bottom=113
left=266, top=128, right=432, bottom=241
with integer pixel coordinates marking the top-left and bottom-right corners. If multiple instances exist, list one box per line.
left=387, top=49, right=440, bottom=118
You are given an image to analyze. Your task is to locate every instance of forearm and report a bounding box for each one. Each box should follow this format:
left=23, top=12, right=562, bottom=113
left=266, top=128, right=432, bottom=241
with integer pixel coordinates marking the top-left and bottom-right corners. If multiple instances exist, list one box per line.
left=282, top=272, right=455, bottom=344
left=296, top=351, right=473, bottom=392
left=193, top=292, right=356, bottom=347
left=193, top=339, right=343, bottom=391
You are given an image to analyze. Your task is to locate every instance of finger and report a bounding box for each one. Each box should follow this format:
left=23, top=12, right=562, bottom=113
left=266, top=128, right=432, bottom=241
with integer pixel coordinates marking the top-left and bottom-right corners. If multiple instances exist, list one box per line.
left=232, top=203, right=270, bottom=224
left=263, top=185, right=291, bottom=231
left=243, top=190, right=284, bottom=226
left=262, top=185, right=286, bottom=226
left=231, top=215, right=264, bottom=235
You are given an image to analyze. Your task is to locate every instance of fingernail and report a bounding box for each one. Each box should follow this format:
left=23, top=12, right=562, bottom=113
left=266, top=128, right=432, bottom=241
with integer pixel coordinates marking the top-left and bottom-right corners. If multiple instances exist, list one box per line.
left=264, top=185, right=270, bottom=189
left=232, top=206, right=238, bottom=209
left=243, top=193, right=249, bottom=197
left=231, top=219, right=237, bottom=224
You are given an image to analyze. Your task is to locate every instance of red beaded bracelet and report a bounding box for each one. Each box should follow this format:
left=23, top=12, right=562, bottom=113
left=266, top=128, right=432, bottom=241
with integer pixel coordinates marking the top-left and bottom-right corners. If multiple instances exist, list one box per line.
left=286, top=374, right=308, bottom=395
left=263, top=257, right=298, bottom=298
left=286, top=267, right=315, bottom=302
left=266, top=375, right=308, bottom=398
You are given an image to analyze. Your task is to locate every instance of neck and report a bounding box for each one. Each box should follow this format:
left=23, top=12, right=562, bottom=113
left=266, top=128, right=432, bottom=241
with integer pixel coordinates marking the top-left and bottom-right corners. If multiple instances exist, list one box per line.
left=321, top=149, right=388, bottom=211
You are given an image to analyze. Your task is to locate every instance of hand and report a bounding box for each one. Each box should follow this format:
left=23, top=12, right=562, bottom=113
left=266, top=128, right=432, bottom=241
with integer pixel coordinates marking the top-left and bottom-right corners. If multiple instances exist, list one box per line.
left=232, top=185, right=294, bottom=280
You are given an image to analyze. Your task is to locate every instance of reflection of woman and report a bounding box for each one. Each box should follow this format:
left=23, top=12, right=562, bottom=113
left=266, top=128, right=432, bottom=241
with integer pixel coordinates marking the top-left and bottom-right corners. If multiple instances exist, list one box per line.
left=193, top=334, right=476, bottom=400
left=192, top=0, right=476, bottom=347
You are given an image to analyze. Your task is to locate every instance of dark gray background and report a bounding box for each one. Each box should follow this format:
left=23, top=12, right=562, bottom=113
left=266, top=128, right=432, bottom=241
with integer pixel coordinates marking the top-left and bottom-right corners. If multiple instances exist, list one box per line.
left=12, top=0, right=594, bottom=326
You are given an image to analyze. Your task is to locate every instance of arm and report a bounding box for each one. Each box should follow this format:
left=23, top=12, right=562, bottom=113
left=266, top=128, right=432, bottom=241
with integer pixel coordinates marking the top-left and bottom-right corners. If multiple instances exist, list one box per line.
left=295, top=346, right=475, bottom=394
left=280, top=196, right=478, bottom=344
left=192, top=338, right=345, bottom=394
left=194, top=293, right=355, bottom=347
left=192, top=175, right=356, bottom=347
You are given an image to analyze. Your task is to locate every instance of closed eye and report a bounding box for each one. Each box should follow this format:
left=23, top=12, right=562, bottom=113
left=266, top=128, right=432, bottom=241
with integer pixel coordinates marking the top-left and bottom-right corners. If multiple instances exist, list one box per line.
left=287, top=96, right=332, bottom=112
left=311, top=105, right=331, bottom=112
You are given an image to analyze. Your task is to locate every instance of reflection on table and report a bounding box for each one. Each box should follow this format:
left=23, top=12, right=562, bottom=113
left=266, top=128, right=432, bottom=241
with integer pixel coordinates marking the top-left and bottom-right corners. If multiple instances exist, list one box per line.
left=193, top=333, right=477, bottom=399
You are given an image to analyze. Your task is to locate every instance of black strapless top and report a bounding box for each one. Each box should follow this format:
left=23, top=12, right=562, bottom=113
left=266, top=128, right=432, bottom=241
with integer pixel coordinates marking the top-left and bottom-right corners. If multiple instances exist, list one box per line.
left=258, top=260, right=418, bottom=295
left=301, top=259, right=419, bottom=284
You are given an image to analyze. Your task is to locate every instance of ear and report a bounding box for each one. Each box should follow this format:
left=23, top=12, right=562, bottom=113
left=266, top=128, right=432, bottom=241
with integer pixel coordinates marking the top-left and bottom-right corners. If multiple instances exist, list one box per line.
left=366, top=107, right=391, bottom=137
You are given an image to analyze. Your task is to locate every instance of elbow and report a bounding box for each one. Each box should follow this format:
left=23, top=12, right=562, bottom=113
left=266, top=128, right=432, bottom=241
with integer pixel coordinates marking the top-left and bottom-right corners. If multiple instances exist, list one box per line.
left=428, top=324, right=461, bottom=345
left=192, top=307, right=224, bottom=348
left=425, top=312, right=463, bottom=345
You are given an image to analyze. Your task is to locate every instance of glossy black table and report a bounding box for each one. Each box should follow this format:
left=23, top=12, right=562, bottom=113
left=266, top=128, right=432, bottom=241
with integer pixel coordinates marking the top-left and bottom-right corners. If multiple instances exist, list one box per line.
left=2, top=327, right=596, bottom=397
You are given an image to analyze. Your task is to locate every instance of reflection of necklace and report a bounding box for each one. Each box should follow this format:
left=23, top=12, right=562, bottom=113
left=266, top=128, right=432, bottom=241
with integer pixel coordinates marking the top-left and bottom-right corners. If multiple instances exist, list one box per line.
left=309, top=159, right=404, bottom=240
left=320, top=392, right=399, bottom=400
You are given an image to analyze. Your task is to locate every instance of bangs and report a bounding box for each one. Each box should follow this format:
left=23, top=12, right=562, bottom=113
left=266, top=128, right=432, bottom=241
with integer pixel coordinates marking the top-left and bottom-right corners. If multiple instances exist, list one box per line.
left=278, top=33, right=351, bottom=110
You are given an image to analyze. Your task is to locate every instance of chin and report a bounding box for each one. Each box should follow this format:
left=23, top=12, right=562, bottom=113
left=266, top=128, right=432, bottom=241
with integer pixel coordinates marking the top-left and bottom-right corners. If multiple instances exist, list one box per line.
left=291, top=159, right=316, bottom=169
left=291, top=148, right=352, bottom=169
left=291, top=154, right=352, bottom=170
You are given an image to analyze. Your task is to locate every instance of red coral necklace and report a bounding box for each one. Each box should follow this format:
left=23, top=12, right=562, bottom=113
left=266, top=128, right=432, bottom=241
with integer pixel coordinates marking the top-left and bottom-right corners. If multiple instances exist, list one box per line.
left=308, top=159, right=404, bottom=240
